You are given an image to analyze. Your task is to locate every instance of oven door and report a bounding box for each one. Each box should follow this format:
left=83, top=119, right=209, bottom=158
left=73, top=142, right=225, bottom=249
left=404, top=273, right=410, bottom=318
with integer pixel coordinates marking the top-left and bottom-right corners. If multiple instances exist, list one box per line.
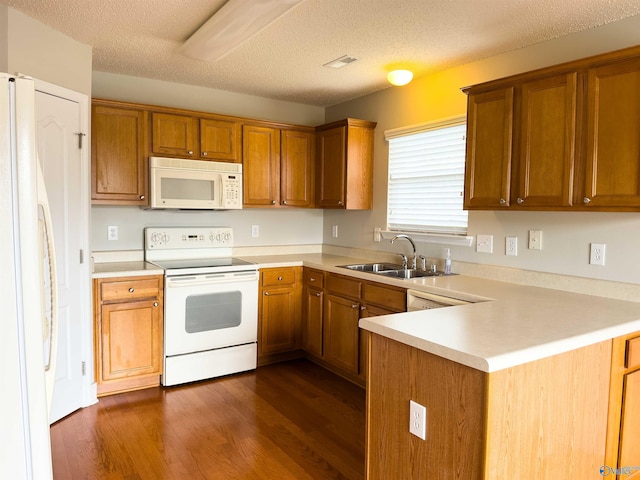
left=164, top=270, right=258, bottom=356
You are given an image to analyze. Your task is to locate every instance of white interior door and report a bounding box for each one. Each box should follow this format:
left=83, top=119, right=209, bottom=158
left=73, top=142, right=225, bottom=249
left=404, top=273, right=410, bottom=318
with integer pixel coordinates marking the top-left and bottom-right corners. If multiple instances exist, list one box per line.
left=35, top=88, right=91, bottom=423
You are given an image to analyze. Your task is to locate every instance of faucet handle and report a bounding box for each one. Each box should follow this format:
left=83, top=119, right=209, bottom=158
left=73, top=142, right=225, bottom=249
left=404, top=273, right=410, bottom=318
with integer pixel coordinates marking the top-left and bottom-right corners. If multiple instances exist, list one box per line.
left=418, top=255, right=427, bottom=271
left=397, top=253, right=408, bottom=269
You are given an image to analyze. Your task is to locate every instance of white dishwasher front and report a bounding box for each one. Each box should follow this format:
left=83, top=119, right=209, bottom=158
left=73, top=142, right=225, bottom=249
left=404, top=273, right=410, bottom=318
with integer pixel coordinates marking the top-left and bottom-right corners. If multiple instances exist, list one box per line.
left=407, top=289, right=471, bottom=311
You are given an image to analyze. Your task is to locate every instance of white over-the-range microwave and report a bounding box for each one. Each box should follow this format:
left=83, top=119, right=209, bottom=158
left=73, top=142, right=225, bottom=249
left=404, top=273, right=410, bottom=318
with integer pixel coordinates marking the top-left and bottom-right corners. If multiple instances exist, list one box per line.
left=148, top=156, right=242, bottom=210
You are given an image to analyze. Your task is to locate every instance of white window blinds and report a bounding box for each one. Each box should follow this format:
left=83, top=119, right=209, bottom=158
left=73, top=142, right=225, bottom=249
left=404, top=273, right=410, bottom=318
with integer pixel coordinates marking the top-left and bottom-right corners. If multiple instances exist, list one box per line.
left=386, top=118, right=468, bottom=235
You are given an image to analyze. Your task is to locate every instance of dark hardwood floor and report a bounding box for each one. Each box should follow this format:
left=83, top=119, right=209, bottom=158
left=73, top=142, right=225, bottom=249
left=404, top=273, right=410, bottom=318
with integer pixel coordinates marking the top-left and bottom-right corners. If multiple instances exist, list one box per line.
left=50, top=359, right=365, bottom=479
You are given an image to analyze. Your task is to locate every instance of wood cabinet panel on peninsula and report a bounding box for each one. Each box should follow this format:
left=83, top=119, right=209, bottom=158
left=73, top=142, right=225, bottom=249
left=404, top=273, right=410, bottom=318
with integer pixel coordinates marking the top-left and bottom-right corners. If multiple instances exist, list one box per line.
left=316, top=118, right=376, bottom=209
left=91, top=100, right=149, bottom=205
left=366, top=334, right=612, bottom=479
left=93, top=275, right=163, bottom=396
left=464, top=45, right=640, bottom=211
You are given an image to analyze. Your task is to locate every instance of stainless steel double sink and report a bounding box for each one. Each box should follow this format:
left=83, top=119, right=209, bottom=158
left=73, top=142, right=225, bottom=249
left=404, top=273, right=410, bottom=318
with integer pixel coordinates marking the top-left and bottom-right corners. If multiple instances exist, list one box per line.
left=338, top=263, right=447, bottom=279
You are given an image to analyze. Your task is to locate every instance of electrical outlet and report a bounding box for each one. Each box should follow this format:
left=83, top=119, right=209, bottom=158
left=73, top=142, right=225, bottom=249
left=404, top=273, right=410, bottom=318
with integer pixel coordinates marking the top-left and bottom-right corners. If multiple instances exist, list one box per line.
left=506, top=236, right=518, bottom=256
left=590, top=243, right=606, bottom=266
left=409, top=400, right=427, bottom=440
left=476, top=234, right=493, bottom=253
left=107, top=225, right=118, bottom=241
left=528, top=230, right=542, bottom=250
left=251, top=225, right=259, bottom=238
left=332, top=225, right=338, bottom=238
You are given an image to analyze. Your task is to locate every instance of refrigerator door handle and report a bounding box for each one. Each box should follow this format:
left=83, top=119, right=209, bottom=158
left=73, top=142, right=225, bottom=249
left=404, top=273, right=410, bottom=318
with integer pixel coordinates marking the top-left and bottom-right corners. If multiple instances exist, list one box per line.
left=37, top=161, right=58, bottom=413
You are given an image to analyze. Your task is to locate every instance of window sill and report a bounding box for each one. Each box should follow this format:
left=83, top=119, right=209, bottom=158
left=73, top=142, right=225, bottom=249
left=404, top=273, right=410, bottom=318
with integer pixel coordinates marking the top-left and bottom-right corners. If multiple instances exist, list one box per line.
left=378, top=230, right=473, bottom=247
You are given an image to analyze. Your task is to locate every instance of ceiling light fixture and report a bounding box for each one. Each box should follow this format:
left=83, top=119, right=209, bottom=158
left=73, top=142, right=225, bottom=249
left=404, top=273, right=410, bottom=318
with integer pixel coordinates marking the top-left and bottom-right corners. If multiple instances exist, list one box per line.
left=181, top=0, right=305, bottom=62
left=387, top=69, right=413, bottom=86
left=323, top=55, right=358, bottom=69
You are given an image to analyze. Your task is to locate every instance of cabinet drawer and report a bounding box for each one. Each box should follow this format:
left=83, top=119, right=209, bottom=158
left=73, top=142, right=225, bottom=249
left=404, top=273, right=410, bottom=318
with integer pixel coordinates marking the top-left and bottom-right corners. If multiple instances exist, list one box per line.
left=326, top=273, right=361, bottom=300
left=626, top=336, right=640, bottom=369
left=262, top=268, right=296, bottom=287
left=101, top=277, right=161, bottom=302
left=363, top=282, right=406, bottom=312
left=303, top=268, right=325, bottom=288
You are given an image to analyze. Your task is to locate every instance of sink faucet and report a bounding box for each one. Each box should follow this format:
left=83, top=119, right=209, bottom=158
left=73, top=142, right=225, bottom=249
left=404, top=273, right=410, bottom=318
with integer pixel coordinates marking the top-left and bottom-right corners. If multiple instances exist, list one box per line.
left=391, top=234, right=417, bottom=270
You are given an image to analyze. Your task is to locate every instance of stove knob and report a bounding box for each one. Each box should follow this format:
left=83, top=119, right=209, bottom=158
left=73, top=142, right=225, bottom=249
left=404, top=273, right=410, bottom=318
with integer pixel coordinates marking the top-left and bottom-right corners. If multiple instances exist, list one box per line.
left=209, top=233, right=215, bottom=242
left=224, top=232, right=232, bottom=242
left=216, top=233, right=223, bottom=242
left=162, top=233, right=170, bottom=244
left=151, top=233, right=159, bottom=244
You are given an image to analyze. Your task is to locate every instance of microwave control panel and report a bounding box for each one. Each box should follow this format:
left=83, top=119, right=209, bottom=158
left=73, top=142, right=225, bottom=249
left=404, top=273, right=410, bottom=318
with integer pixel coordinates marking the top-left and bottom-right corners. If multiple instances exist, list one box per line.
left=223, top=175, right=242, bottom=208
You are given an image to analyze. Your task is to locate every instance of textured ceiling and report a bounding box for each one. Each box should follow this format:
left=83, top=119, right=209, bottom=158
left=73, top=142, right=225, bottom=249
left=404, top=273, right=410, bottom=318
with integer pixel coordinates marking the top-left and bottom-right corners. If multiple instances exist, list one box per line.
left=4, top=0, right=640, bottom=106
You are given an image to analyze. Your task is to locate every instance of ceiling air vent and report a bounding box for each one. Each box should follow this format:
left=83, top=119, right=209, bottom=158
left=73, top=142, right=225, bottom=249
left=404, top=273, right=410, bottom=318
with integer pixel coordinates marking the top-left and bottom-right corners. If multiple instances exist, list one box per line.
left=323, top=55, right=358, bottom=69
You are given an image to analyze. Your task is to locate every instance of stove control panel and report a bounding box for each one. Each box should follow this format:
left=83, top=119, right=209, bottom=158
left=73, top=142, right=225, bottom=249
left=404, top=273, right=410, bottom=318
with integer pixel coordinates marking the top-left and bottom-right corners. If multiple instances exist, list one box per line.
left=145, top=227, right=234, bottom=249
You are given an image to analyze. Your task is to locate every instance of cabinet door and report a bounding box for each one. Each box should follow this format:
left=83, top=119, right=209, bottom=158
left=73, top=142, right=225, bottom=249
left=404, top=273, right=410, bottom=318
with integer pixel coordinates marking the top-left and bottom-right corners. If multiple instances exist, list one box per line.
left=99, top=299, right=162, bottom=381
left=199, top=118, right=241, bottom=162
left=585, top=57, right=640, bottom=208
left=323, top=293, right=360, bottom=375
left=243, top=125, right=281, bottom=207
left=517, top=73, right=577, bottom=207
left=259, top=286, right=298, bottom=356
left=359, top=304, right=401, bottom=383
left=91, top=104, right=148, bottom=205
left=618, top=369, right=640, bottom=475
left=464, top=87, right=514, bottom=208
left=302, top=286, right=323, bottom=356
left=316, top=126, right=346, bottom=208
left=281, top=129, right=314, bottom=207
left=151, top=112, right=197, bottom=157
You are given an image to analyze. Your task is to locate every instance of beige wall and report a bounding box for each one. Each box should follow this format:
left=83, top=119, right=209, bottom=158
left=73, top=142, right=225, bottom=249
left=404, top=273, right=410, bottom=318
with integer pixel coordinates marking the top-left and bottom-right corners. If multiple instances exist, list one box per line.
left=1, top=6, right=92, bottom=95
left=323, top=15, right=640, bottom=285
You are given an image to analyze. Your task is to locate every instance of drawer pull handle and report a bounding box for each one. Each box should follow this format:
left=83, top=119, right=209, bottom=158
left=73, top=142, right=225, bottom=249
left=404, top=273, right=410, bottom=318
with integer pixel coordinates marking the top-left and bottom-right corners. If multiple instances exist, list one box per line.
left=153, top=302, right=158, bottom=307
left=264, top=292, right=270, bottom=296
left=315, top=292, right=322, bottom=297
left=310, top=277, right=316, bottom=281
left=129, top=288, right=134, bottom=293
left=277, top=276, right=283, bottom=281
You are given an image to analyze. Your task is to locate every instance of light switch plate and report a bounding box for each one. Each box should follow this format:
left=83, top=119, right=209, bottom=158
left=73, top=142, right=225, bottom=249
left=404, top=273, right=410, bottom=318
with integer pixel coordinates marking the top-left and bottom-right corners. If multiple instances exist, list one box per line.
left=476, top=235, right=493, bottom=253
left=528, top=230, right=542, bottom=250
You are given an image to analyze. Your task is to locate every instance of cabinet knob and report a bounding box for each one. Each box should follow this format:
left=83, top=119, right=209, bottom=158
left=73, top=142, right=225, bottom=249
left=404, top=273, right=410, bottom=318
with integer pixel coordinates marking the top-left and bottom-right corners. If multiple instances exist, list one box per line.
left=128, top=287, right=134, bottom=293
left=271, top=200, right=276, bottom=205
left=153, top=302, right=158, bottom=307
left=338, top=201, right=343, bottom=206
left=360, top=305, right=367, bottom=311
left=315, top=292, right=322, bottom=297
left=277, top=276, right=283, bottom=281
left=202, top=151, right=208, bottom=156
left=187, top=150, right=194, bottom=155
left=282, top=200, right=287, bottom=205
left=351, top=304, right=359, bottom=309
left=499, top=198, right=507, bottom=205
left=583, top=197, right=591, bottom=205
left=264, top=292, right=270, bottom=296
left=309, top=277, right=316, bottom=282
left=516, top=197, right=524, bottom=205
left=140, top=195, right=145, bottom=200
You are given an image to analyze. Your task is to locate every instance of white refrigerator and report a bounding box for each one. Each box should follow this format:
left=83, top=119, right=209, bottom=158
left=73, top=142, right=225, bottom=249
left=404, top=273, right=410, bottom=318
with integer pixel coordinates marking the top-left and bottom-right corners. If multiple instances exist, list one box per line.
left=0, top=74, right=58, bottom=479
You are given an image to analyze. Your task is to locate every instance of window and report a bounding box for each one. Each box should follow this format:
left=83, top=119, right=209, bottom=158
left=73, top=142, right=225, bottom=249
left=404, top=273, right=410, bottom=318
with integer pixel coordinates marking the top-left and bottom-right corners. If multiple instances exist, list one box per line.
left=386, top=116, right=468, bottom=235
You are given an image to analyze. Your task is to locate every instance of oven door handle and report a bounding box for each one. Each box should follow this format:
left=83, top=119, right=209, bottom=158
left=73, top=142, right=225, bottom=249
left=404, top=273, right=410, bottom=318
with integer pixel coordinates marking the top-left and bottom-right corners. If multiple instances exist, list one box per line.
left=167, top=272, right=258, bottom=288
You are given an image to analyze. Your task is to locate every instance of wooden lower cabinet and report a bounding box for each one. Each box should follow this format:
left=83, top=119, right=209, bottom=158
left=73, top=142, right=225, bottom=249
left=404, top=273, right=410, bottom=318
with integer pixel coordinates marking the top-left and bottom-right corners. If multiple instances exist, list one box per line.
left=323, top=293, right=361, bottom=375
left=93, top=275, right=163, bottom=396
left=302, top=268, right=325, bottom=356
left=605, top=332, right=640, bottom=479
left=366, top=334, right=612, bottom=479
left=257, top=267, right=302, bottom=365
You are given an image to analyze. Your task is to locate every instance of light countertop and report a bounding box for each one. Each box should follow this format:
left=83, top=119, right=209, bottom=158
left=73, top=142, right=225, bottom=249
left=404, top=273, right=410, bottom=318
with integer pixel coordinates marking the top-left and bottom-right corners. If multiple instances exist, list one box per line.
left=92, top=261, right=164, bottom=279
left=94, top=252, right=640, bottom=373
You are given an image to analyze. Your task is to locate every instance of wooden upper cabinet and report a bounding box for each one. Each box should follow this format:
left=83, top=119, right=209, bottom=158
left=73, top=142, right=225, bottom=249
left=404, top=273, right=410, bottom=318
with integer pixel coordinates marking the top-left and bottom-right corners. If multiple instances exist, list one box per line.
left=464, top=45, right=640, bottom=212
left=91, top=101, right=149, bottom=205
left=585, top=57, right=640, bottom=208
left=151, top=112, right=241, bottom=162
left=281, top=129, right=315, bottom=207
left=243, top=124, right=281, bottom=207
left=516, top=73, right=578, bottom=208
left=199, top=118, right=241, bottom=162
left=316, top=118, right=376, bottom=210
left=243, top=124, right=315, bottom=208
left=464, top=87, right=513, bottom=209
